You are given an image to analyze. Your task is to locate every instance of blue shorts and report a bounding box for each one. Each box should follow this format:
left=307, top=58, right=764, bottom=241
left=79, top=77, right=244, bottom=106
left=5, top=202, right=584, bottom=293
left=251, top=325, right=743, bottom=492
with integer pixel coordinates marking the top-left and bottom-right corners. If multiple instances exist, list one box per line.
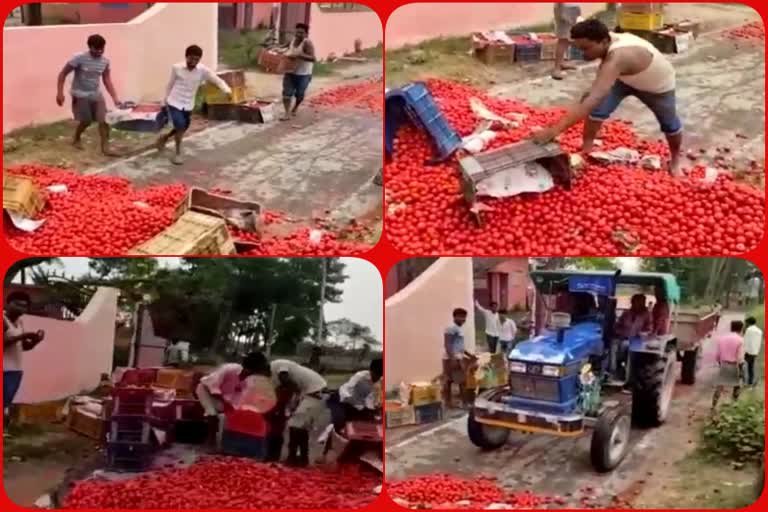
left=3, top=370, right=23, bottom=410
left=283, top=73, right=312, bottom=101
left=168, top=105, right=191, bottom=132
left=590, top=81, right=682, bottom=135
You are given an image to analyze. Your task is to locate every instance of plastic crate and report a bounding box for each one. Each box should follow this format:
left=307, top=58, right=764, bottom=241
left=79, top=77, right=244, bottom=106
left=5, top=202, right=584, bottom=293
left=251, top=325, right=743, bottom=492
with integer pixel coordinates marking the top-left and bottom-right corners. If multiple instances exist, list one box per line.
left=110, top=416, right=151, bottom=444
left=221, top=430, right=267, bottom=459
left=474, top=43, right=516, bottom=65
left=107, top=441, right=154, bottom=472
left=567, top=46, right=585, bottom=61
left=225, top=410, right=267, bottom=437
left=112, top=388, right=153, bottom=417
left=410, top=383, right=441, bottom=406
left=514, top=41, right=542, bottom=62
left=204, top=83, right=247, bottom=105
left=238, top=101, right=276, bottom=124
left=538, top=34, right=558, bottom=60
left=619, top=11, right=664, bottom=31
left=68, top=408, right=106, bottom=441
left=155, top=369, right=197, bottom=393
left=414, top=402, right=444, bottom=425
left=398, top=82, right=462, bottom=162
left=120, top=368, right=158, bottom=387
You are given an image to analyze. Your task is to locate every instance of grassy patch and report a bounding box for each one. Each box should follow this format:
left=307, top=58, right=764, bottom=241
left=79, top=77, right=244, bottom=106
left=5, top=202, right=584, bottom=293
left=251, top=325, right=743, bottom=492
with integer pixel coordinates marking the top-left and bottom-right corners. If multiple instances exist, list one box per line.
left=219, top=29, right=269, bottom=69
left=3, top=423, right=95, bottom=463
left=701, top=390, right=764, bottom=462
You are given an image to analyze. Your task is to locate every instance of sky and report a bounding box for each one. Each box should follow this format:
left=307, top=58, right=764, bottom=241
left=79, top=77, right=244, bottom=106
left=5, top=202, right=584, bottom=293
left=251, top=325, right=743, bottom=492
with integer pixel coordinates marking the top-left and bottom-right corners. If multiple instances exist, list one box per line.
left=33, top=257, right=382, bottom=340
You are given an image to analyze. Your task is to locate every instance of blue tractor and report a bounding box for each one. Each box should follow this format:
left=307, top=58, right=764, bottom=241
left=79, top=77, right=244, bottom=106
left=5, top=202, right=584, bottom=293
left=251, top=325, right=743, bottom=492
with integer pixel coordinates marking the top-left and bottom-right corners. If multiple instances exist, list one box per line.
left=468, top=270, right=682, bottom=472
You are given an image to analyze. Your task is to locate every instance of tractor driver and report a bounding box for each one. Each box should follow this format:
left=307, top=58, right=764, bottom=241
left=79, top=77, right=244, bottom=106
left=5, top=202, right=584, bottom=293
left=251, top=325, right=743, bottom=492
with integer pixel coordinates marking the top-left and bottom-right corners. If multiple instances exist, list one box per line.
left=616, top=294, right=652, bottom=338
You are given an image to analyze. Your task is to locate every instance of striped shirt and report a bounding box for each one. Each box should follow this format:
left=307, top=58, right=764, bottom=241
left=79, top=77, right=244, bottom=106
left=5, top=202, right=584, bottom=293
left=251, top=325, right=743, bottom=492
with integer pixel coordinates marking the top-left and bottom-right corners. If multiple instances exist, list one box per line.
left=68, top=52, right=109, bottom=99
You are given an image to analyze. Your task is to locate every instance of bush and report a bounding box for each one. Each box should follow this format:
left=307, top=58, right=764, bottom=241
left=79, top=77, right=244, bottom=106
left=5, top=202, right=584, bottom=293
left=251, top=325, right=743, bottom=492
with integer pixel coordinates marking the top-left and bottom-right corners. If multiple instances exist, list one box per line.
left=702, top=395, right=765, bottom=462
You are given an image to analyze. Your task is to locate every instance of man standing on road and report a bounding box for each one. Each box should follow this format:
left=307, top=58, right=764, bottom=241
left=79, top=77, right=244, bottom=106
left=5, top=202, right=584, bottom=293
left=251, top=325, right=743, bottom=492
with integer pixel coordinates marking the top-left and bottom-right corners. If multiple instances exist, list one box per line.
left=157, top=45, right=232, bottom=165
left=444, top=308, right=470, bottom=409
left=56, top=34, right=121, bottom=156
left=551, top=3, right=582, bottom=80
left=475, top=300, right=501, bottom=354
left=712, top=320, right=746, bottom=413
left=281, top=23, right=316, bottom=121
left=499, top=311, right=518, bottom=357
left=531, top=19, right=683, bottom=177
left=743, top=317, right=763, bottom=387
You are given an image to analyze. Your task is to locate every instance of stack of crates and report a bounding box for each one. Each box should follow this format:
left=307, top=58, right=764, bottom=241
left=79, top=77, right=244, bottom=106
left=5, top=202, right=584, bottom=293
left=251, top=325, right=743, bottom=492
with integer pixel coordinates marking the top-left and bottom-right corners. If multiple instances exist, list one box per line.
left=107, top=388, right=156, bottom=472
left=222, top=410, right=267, bottom=459
left=618, top=3, right=664, bottom=32
left=510, top=33, right=542, bottom=63
left=385, top=400, right=416, bottom=429
left=153, top=368, right=200, bottom=399
left=410, top=383, right=444, bottom=425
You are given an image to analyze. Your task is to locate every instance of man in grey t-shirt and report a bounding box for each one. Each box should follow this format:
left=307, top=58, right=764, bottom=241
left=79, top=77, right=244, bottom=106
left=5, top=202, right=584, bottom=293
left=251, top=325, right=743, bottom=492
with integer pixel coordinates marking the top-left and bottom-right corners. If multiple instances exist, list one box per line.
left=56, top=34, right=120, bottom=155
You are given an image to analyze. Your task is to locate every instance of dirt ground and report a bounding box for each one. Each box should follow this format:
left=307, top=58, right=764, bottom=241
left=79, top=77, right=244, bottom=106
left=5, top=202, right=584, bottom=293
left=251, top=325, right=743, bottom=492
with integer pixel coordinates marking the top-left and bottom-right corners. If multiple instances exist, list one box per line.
left=385, top=311, right=763, bottom=509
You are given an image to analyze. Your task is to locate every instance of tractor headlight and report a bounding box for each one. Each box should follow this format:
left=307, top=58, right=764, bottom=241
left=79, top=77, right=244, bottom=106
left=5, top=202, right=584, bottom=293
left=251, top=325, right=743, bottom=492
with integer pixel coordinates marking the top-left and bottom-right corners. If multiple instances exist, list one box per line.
left=509, top=361, right=527, bottom=373
left=541, top=365, right=561, bottom=377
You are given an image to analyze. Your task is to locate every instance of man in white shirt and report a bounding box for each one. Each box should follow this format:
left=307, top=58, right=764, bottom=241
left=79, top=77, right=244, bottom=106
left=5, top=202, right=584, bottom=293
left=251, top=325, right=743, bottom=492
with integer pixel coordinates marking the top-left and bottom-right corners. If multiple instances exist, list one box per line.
left=331, top=358, right=382, bottom=432
left=3, top=296, right=45, bottom=431
left=270, top=359, right=328, bottom=466
left=475, top=300, right=501, bottom=354
left=499, top=311, right=518, bottom=357
left=743, top=316, right=763, bottom=386
left=156, top=45, right=232, bottom=164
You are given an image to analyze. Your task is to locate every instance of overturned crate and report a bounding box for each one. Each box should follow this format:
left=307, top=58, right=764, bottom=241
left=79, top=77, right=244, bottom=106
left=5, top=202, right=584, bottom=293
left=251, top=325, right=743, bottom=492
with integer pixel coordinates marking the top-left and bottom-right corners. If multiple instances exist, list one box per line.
left=3, top=174, right=45, bottom=218
left=174, top=187, right=263, bottom=233
left=129, top=211, right=236, bottom=255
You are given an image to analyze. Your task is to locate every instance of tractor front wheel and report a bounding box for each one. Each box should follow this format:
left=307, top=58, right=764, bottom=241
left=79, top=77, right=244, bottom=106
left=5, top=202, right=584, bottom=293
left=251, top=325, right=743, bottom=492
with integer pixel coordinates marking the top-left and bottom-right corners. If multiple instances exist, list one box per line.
left=468, top=410, right=510, bottom=450
left=590, top=405, right=632, bottom=473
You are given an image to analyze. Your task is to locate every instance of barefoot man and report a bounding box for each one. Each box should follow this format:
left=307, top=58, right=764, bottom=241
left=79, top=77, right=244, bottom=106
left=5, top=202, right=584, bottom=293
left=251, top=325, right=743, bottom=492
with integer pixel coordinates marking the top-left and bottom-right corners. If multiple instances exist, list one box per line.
left=532, top=19, right=683, bottom=177
left=281, top=23, right=316, bottom=121
left=56, top=34, right=120, bottom=156
left=552, top=3, right=582, bottom=80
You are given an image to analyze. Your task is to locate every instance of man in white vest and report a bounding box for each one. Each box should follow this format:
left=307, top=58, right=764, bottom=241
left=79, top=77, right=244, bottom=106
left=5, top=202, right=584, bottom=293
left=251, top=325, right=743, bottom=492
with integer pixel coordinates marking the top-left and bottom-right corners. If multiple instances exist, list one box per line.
left=532, top=19, right=683, bottom=177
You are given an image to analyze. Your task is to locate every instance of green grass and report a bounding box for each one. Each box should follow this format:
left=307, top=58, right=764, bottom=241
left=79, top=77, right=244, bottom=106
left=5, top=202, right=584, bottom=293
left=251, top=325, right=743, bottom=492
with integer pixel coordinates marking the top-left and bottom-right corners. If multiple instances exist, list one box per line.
left=219, top=29, right=269, bottom=69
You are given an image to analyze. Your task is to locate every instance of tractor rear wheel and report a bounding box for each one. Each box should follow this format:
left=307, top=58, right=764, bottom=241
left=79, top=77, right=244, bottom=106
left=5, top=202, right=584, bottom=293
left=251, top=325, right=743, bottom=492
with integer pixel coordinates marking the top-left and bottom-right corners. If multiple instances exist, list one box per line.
left=631, top=354, right=675, bottom=428
left=590, top=405, right=632, bottom=473
left=468, top=410, right=510, bottom=450
left=681, top=347, right=701, bottom=385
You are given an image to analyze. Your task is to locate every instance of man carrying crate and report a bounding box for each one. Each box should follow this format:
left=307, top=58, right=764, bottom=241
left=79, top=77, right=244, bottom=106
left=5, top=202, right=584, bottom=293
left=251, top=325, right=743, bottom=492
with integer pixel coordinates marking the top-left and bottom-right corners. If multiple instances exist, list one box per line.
left=281, top=23, right=317, bottom=121
left=156, top=45, right=232, bottom=165
left=532, top=19, right=683, bottom=177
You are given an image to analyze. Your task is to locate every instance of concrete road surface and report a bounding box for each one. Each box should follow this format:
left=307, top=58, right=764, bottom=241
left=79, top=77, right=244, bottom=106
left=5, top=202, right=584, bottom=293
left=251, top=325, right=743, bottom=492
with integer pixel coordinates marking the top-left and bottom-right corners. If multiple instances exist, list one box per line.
left=385, top=311, right=746, bottom=508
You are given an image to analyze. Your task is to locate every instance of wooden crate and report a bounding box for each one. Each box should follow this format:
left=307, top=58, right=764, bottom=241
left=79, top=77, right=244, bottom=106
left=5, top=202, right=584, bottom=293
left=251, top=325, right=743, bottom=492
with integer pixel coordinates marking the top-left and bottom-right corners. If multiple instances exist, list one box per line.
left=385, top=401, right=416, bottom=428
left=68, top=408, right=106, bottom=441
left=129, top=211, right=236, bottom=255
left=154, top=368, right=196, bottom=394
left=173, top=187, right=262, bottom=226
left=15, top=400, right=66, bottom=424
left=538, top=34, right=558, bottom=60
left=409, top=383, right=441, bottom=406
left=3, top=174, right=45, bottom=218
left=619, top=11, right=664, bottom=31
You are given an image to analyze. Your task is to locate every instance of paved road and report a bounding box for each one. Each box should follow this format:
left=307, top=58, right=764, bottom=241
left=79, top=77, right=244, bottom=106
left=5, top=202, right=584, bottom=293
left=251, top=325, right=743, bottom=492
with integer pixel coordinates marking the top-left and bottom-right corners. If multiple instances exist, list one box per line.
left=385, top=311, right=745, bottom=507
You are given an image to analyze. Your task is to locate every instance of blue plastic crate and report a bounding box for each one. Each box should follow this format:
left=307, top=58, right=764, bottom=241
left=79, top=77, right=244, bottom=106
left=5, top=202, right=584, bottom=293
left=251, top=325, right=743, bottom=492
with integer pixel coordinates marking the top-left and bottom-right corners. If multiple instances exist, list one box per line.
left=568, top=46, right=585, bottom=61
left=386, top=82, right=462, bottom=163
left=107, top=441, right=154, bottom=472
left=514, top=41, right=542, bottom=62
left=414, top=401, right=444, bottom=425
left=221, top=430, right=267, bottom=460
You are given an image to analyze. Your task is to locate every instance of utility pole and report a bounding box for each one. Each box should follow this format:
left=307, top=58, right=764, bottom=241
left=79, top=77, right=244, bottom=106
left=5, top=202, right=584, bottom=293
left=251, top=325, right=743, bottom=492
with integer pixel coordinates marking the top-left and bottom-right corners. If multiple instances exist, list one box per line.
left=266, top=303, right=277, bottom=357
left=315, top=259, right=326, bottom=346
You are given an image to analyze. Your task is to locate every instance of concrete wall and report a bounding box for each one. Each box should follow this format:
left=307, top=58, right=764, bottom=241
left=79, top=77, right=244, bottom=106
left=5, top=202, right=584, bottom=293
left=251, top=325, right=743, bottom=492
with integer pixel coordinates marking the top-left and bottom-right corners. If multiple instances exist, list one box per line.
left=42, top=3, right=151, bottom=25
left=385, top=258, right=476, bottom=390
left=3, top=3, right=218, bottom=133
left=235, top=3, right=273, bottom=29
left=310, top=4, right=382, bottom=59
left=14, top=288, right=118, bottom=404
left=386, top=2, right=604, bottom=48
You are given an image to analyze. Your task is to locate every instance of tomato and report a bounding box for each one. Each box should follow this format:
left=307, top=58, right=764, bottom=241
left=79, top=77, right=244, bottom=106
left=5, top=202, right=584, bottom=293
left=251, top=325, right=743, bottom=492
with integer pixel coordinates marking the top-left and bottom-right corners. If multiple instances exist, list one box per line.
left=385, top=79, right=765, bottom=256
left=309, top=78, right=383, bottom=113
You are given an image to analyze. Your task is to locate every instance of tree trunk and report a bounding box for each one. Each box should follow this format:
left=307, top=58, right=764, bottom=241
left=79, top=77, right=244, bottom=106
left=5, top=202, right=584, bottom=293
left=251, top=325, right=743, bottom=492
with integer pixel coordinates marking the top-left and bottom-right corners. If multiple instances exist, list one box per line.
left=23, top=4, right=43, bottom=25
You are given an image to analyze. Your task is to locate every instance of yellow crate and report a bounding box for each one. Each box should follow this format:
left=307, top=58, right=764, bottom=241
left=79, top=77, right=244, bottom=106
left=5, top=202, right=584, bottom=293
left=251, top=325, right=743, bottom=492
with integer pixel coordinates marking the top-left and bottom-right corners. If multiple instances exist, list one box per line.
left=3, top=174, right=45, bottom=218
left=410, top=383, right=441, bottom=406
left=129, top=211, right=236, bottom=255
left=15, top=400, right=66, bottom=424
left=154, top=368, right=196, bottom=393
left=204, top=84, right=247, bottom=105
left=619, top=11, right=664, bottom=31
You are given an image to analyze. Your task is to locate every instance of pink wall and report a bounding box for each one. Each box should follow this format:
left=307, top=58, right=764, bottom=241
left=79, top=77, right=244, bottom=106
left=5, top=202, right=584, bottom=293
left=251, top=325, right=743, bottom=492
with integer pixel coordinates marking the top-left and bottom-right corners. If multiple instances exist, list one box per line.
left=42, top=3, right=150, bottom=24
left=491, top=259, right=530, bottom=309
left=236, top=3, right=273, bottom=29
left=14, top=288, right=119, bottom=404
left=309, top=4, right=382, bottom=59
left=385, top=258, right=476, bottom=390
left=4, top=3, right=218, bottom=133
left=386, top=2, right=604, bottom=48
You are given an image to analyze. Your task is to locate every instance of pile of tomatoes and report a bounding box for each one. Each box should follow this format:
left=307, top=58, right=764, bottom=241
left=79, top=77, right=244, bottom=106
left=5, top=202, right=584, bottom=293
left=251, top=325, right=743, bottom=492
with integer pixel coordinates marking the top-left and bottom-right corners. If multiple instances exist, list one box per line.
left=385, top=79, right=764, bottom=255
left=63, top=457, right=380, bottom=509
left=4, top=165, right=372, bottom=256
left=723, top=21, right=765, bottom=42
left=387, top=474, right=567, bottom=509
left=310, top=78, right=383, bottom=113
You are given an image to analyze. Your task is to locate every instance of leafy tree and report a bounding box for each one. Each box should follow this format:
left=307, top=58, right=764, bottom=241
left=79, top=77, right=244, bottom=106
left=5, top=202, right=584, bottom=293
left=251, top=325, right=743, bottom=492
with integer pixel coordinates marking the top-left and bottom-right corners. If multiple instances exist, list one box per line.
left=565, top=257, right=617, bottom=270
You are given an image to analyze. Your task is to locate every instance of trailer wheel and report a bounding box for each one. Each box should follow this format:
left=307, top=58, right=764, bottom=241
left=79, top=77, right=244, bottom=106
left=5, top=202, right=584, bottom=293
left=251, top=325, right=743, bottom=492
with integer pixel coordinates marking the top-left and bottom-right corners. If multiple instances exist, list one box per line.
left=631, top=354, right=675, bottom=428
left=681, top=347, right=701, bottom=385
left=590, top=405, right=632, bottom=472
left=468, top=410, right=510, bottom=450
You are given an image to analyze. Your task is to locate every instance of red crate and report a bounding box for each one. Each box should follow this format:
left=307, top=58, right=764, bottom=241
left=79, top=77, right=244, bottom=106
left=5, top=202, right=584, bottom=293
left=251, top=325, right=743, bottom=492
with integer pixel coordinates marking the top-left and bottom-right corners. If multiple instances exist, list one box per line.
left=225, top=410, right=267, bottom=437
left=112, top=387, right=153, bottom=416
left=120, top=369, right=158, bottom=387
left=345, top=421, right=383, bottom=442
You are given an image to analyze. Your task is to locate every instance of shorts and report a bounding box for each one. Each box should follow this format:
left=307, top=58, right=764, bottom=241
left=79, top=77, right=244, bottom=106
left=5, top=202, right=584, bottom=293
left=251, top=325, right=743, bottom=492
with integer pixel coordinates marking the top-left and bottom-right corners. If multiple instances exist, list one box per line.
left=717, top=362, right=742, bottom=387
left=168, top=105, right=192, bottom=132
left=283, top=73, right=312, bottom=101
left=590, top=81, right=683, bottom=135
left=72, top=96, right=106, bottom=124
left=554, top=4, right=581, bottom=39
left=499, top=340, right=513, bottom=355
left=3, top=370, right=23, bottom=410
left=287, top=393, right=326, bottom=430
left=442, top=357, right=466, bottom=385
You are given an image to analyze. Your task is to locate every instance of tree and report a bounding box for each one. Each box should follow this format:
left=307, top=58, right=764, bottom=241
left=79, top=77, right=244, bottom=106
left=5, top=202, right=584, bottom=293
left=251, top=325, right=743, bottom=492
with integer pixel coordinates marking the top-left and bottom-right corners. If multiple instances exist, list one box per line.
left=565, top=258, right=617, bottom=270
left=5, top=258, right=59, bottom=286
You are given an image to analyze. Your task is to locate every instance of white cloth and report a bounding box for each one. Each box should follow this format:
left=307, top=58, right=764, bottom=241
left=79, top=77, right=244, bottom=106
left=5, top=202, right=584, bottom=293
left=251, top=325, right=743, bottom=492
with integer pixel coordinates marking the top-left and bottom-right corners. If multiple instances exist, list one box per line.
left=476, top=301, right=501, bottom=337
left=199, top=363, right=244, bottom=406
left=500, top=318, right=517, bottom=342
left=339, top=370, right=375, bottom=410
left=287, top=38, right=314, bottom=76
left=270, top=359, right=327, bottom=395
left=165, top=62, right=232, bottom=111
left=744, top=325, right=763, bottom=356
left=3, top=314, right=24, bottom=371
left=608, top=32, right=676, bottom=93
